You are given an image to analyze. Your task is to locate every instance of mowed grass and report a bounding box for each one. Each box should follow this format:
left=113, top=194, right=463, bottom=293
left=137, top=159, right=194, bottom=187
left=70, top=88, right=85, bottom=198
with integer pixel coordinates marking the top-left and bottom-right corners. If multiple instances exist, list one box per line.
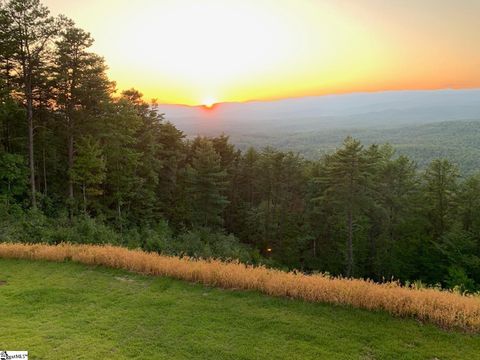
left=0, top=259, right=479, bottom=360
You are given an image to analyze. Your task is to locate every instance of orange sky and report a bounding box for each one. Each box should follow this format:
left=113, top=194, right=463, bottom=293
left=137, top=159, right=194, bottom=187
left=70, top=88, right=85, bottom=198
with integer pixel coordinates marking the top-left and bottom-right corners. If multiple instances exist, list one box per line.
left=44, top=0, right=480, bottom=106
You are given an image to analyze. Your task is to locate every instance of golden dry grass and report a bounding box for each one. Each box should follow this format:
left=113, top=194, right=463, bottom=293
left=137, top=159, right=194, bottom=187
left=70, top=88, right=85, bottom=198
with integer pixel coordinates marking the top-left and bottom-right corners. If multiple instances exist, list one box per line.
left=1, top=242, right=479, bottom=332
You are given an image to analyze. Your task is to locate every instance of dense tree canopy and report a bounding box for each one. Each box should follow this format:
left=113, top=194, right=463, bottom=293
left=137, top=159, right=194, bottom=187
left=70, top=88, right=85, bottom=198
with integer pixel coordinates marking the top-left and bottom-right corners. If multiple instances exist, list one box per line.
left=1, top=0, right=480, bottom=292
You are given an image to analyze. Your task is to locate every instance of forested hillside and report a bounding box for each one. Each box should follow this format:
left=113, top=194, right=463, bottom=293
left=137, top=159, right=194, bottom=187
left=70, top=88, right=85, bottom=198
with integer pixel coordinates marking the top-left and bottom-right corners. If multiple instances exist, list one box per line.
left=231, top=119, right=480, bottom=174
left=1, top=0, right=480, bottom=293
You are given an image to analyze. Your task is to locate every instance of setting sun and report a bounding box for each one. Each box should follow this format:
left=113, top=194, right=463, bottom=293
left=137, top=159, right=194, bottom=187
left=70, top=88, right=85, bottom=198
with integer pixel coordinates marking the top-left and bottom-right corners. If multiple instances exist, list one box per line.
left=202, top=98, right=216, bottom=109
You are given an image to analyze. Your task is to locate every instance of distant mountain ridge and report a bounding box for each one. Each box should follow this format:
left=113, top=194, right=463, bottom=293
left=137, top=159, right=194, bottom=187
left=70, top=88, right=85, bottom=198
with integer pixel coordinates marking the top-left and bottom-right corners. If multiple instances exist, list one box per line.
left=158, top=89, right=480, bottom=135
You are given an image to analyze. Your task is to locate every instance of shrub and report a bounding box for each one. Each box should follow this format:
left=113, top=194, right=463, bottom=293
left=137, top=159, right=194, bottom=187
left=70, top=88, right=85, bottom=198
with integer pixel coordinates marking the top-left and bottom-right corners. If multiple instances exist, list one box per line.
left=446, top=266, right=477, bottom=293
left=166, top=227, right=255, bottom=262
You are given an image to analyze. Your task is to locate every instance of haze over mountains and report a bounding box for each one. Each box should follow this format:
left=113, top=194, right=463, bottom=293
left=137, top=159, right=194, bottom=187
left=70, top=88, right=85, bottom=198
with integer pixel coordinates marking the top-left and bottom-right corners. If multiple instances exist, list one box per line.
left=157, top=88, right=480, bottom=174
left=158, top=89, right=480, bottom=135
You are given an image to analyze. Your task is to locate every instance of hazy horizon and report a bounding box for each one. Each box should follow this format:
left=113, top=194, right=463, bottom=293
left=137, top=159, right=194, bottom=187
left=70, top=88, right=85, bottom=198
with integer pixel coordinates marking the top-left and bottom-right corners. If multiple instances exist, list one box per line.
left=155, top=87, right=480, bottom=107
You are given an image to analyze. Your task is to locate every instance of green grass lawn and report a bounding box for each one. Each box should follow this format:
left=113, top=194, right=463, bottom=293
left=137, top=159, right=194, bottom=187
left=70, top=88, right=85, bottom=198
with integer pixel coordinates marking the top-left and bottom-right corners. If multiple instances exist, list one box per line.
left=0, top=259, right=479, bottom=359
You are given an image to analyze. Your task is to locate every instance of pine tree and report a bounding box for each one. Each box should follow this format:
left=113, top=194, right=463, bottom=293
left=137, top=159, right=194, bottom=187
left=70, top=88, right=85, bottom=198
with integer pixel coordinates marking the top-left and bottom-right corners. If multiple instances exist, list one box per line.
left=52, top=22, right=97, bottom=202
left=100, top=98, right=142, bottom=227
left=376, top=154, right=419, bottom=276
left=423, top=159, right=459, bottom=240
left=318, top=137, right=373, bottom=276
left=70, top=136, right=106, bottom=214
left=157, top=121, right=186, bottom=225
left=0, top=0, right=61, bottom=207
left=458, top=174, right=480, bottom=236
left=186, top=138, right=229, bottom=228
left=120, top=89, right=163, bottom=224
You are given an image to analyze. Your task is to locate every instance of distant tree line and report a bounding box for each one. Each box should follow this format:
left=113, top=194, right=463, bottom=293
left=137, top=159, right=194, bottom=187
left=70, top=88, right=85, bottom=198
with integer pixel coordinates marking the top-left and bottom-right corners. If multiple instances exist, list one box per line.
left=231, top=121, right=480, bottom=176
left=1, top=0, right=479, bottom=291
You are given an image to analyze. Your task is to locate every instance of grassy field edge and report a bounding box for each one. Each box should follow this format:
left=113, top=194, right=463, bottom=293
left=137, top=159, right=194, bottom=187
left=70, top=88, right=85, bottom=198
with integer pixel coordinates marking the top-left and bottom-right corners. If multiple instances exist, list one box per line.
left=0, top=242, right=479, bottom=332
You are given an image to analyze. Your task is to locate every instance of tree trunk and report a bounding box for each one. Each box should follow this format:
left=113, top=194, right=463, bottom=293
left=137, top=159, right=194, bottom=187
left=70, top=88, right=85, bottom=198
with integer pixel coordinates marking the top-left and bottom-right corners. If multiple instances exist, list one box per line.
left=7, top=180, right=11, bottom=206
left=43, top=147, right=47, bottom=196
left=368, top=222, right=377, bottom=278
left=117, top=200, right=123, bottom=233
left=68, top=124, right=74, bottom=199
left=346, top=209, right=354, bottom=277
left=264, top=182, right=271, bottom=248
left=82, top=184, right=87, bottom=214
left=27, top=87, right=36, bottom=208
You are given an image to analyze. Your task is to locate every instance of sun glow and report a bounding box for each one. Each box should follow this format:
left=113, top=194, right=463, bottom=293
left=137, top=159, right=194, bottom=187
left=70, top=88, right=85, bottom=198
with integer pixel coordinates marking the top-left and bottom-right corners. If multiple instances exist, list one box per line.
left=44, top=0, right=480, bottom=105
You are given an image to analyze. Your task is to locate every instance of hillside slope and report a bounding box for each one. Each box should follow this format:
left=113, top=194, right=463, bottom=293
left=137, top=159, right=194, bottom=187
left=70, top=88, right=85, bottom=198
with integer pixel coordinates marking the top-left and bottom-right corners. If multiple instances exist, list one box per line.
left=1, top=259, right=479, bottom=359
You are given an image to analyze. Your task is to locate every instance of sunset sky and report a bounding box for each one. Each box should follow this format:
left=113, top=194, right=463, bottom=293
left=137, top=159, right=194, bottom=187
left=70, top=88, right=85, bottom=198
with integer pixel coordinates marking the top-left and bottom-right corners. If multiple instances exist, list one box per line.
left=44, top=0, right=480, bottom=106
